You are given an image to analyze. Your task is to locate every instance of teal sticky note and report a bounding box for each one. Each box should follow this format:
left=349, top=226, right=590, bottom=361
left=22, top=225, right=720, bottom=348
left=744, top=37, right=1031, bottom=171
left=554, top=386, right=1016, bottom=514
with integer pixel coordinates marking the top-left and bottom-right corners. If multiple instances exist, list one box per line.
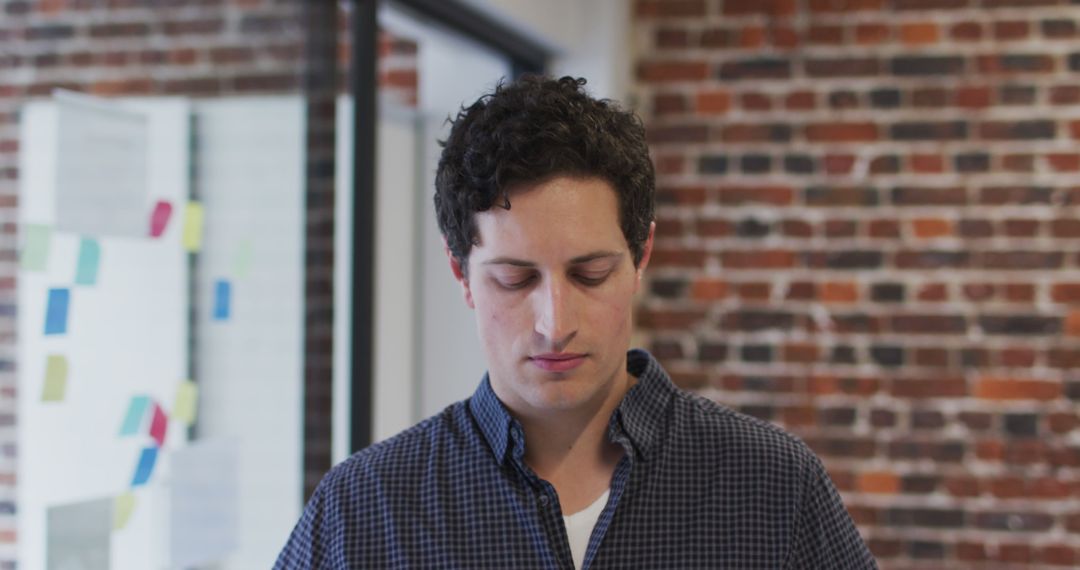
left=131, top=446, right=158, bottom=487
left=75, top=238, right=100, bottom=286
left=44, top=288, right=70, bottom=335
left=119, top=395, right=151, bottom=436
left=20, top=224, right=51, bottom=271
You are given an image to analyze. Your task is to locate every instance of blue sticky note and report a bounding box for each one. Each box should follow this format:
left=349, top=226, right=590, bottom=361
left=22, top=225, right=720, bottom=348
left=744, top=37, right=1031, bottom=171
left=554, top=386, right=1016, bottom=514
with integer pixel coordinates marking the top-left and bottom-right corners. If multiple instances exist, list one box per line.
left=75, top=238, right=100, bottom=286
left=131, top=446, right=158, bottom=487
left=213, top=280, right=230, bottom=321
left=44, top=288, right=70, bottom=335
left=119, top=395, right=151, bottom=436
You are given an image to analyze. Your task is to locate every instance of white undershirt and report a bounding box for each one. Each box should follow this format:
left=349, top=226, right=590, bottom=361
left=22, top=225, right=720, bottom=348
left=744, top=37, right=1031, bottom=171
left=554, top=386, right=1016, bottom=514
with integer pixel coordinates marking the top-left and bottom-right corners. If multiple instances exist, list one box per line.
left=562, top=489, right=610, bottom=570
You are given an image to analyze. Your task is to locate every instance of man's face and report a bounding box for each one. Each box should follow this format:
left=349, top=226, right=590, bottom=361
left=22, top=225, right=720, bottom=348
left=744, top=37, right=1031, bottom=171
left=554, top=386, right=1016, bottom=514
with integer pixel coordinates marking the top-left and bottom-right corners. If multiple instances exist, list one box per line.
left=448, top=176, right=654, bottom=418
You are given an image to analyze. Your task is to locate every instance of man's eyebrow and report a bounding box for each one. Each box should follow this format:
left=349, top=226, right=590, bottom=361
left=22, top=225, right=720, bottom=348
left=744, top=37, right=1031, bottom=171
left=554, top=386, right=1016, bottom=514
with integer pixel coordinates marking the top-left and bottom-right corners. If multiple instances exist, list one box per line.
left=482, top=251, right=623, bottom=267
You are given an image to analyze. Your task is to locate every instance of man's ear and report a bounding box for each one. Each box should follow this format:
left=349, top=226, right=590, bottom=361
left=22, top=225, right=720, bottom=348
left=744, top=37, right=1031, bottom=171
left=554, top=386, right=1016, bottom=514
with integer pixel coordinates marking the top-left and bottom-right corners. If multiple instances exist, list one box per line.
left=444, top=239, right=475, bottom=309
left=634, top=221, right=656, bottom=292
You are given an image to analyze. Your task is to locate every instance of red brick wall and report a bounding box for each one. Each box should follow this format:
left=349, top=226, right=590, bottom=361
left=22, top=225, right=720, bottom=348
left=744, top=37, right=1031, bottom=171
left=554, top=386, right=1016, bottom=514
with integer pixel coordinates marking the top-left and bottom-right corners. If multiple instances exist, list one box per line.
left=635, top=1, right=1080, bottom=567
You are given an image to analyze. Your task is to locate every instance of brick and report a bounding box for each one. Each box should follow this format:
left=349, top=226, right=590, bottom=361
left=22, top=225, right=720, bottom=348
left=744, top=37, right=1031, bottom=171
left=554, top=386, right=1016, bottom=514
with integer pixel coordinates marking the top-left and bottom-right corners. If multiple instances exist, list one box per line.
left=980, top=251, right=1064, bottom=270
left=891, top=314, right=967, bottom=334
left=978, top=54, right=1054, bottom=74
left=1002, top=153, right=1035, bottom=171
left=914, top=347, right=949, bottom=367
left=895, top=0, right=968, bottom=7
left=722, top=0, right=797, bottom=15
left=700, top=28, right=735, bottom=48
left=806, top=25, right=844, bottom=45
left=824, top=219, right=856, bottom=238
left=1043, top=19, right=1077, bottom=39
left=909, top=541, right=945, bottom=559
left=805, top=122, right=878, bottom=142
left=950, top=21, right=983, bottom=41
left=890, top=121, right=968, bottom=141
left=738, top=91, right=773, bottom=110
left=650, top=278, right=687, bottom=299
left=805, top=186, right=879, bottom=207
left=899, top=23, right=939, bottom=45
left=696, top=217, right=732, bottom=236
left=804, top=250, right=883, bottom=269
left=1051, top=218, right=1080, bottom=237
left=636, top=0, right=707, bottom=18
left=657, top=185, right=707, bottom=205
left=735, top=217, right=771, bottom=236
left=886, top=507, right=964, bottom=528
left=735, top=282, right=772, bottom=300
left=910, top=154, right=944, bottom=173
left=783, top=155, right=815, bottom=174
left=955, top=152, right=990, bottom=172
left=912, top=218, right=952, bottom=238
left=1048, top=153, right=1080, bottom=172
left=721, top=123, right=791, bottom=143
left=739, top=26, right=766, bottom=48
left=697, top=155, right=728, bottom=175
left=718, top=58, right=791, bottom=80
left=721, top=249, right=796, bottom=269
left=717, top=185, right=794, bottom=206
left=993, top=20, right=1030, bottom=40
left=1000, top=84, right=1037, bottom=105
left=1002, top=218, right=1039, bottom=237
left=869, top=88, right=900, bottom=108
left=784, top=90, right=815, bottom=110
left=980, top=185, right=1053, bottom=204
left=649, top=247, right=707, bottom=268
left=1051, top=85, right=1080, bottom=104
left=808, top=0, right=884, bottom=11
left=821, top=281, right=858, bottom=303
left=696, top=90, right=730, bottom=114
left=827, top=90, right=858, bottom=110
left=891, top=55, right=965, bottom=76
left=955, top=86, right=992, bottom=108
left=163, top=18, right=225, bottom=36
left=637, top=307, right=706, bottom=330
left=783, top=343, right=819, bottom=363
left=805, top=57, right=879, bottom=78
left=771, top=26, right=799, bottom=49
left=638, top=61, right=709, bottom=82
left=975, top=511, right=1053, bottom=532
left=858, top=471, right=899, bottom=494
left=655, top=28, right=690, bottom=49
left=975, top=378, right=1061, bottom=400
left=912, top=87, right=948, bottom=107
left=869, top=155, right=900, bottom=174
left=892, top=186, right=967, bottom=206
left=823, top=155, right=855, bottom=174
left=690, top=278, right=728, bottom=300
left=855, top=23, right=890, bottom=44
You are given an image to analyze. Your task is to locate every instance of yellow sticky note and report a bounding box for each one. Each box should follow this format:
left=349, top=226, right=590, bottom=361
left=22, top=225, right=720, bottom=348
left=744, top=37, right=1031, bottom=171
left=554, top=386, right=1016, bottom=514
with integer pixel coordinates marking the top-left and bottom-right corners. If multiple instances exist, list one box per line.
left=41, top=355, right=68, bottom=402
left=114, top=492, right=136, bottom=530
left=182, top=202, right=204, bottom=252
left=172, top=380, right=198, bottom=425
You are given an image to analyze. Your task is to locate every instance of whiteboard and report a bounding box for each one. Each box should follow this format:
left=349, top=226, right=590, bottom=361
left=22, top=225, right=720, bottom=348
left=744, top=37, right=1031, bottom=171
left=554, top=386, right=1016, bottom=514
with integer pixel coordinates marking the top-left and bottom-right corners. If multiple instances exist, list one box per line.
left=18, top=97, right=190, bottom=570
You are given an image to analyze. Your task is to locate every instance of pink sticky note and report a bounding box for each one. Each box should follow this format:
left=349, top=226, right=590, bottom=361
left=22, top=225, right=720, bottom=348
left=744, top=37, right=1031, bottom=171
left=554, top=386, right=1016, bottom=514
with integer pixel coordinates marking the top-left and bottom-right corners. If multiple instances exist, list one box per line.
left=149, top=402, right=168, bottom=447
left=149, top=201, right=173, bottom=238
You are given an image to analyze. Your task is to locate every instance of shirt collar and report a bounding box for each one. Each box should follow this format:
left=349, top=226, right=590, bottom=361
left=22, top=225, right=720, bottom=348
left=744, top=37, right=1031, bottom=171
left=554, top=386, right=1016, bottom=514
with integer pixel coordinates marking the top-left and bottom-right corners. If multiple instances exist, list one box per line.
left=467, top=349, right=676, bottom=465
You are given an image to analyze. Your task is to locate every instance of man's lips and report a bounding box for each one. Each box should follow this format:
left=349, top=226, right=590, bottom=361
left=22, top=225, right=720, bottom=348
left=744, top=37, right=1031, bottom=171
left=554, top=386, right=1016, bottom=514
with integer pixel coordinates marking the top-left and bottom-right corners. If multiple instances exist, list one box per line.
left=529, top=353, right=587, bottom=373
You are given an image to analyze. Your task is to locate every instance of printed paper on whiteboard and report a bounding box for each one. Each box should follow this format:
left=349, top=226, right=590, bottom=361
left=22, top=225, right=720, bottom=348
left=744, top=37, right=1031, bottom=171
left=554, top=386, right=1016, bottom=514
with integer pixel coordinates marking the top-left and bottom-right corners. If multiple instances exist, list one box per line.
left=55, top=91, right=149, bottom=238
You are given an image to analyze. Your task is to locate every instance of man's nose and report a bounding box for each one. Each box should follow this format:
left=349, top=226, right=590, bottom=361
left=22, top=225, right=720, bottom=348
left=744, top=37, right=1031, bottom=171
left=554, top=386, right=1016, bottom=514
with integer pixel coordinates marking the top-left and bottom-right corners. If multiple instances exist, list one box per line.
left=534, top=277, right=578, bottom=348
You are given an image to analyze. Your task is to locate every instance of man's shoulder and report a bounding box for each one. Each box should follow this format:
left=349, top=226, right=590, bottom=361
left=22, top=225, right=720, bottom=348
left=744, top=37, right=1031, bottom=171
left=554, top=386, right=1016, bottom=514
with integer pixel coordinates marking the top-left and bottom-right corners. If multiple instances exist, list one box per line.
left=665, top=386, right=818, bottom=469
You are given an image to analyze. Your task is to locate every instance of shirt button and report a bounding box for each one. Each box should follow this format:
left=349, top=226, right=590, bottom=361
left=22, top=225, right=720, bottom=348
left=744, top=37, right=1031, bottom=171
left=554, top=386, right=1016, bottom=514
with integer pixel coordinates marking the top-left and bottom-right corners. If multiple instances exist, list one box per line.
left=538, top=494, right=550, bottom=506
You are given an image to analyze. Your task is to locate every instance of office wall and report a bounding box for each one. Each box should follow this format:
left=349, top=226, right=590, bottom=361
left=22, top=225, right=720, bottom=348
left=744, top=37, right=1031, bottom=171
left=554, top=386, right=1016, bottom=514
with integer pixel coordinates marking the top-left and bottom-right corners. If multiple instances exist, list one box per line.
left=633, top=1, right=1080, bottom=568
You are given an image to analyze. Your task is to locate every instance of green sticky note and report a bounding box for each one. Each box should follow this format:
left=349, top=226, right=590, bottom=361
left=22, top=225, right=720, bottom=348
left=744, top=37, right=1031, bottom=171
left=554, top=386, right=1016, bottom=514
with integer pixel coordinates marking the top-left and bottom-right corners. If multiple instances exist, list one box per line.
left=114, top=492, right=136, bottom=530
left=42, top=354, right=68, bottom=402
left=234, top=239, right=254, bottom=278
left=21, top=224, right=51, bottom=271
left=172, top=380, right=198, bottom=426
left=75, top=238, right=101, bottom=286
left=182, top=202, right=204, bottom=253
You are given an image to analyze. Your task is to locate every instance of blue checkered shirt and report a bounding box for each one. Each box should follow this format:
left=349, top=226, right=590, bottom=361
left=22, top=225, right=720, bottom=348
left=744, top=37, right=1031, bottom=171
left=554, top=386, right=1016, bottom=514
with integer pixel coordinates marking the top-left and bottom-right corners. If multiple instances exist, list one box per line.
left=275, top=349, right=877, bottom=568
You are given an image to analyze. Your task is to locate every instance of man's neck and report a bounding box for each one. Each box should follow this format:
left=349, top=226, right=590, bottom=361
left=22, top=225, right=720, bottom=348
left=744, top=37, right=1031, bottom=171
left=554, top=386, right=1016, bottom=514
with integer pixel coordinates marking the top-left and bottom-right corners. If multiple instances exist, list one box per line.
left=515, top=371, right=636, bottom=513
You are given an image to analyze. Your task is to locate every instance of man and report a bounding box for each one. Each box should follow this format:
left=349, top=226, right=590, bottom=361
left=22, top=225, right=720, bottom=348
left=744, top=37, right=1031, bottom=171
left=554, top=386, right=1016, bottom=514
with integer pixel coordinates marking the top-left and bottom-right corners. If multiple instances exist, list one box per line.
left=275, top=76, right=877, bottom=569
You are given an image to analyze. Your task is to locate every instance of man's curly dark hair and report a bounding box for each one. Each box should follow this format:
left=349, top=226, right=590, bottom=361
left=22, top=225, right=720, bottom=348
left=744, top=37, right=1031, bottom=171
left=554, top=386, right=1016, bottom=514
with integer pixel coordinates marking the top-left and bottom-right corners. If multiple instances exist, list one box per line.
left=434, top=75, right=655, bottom=277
